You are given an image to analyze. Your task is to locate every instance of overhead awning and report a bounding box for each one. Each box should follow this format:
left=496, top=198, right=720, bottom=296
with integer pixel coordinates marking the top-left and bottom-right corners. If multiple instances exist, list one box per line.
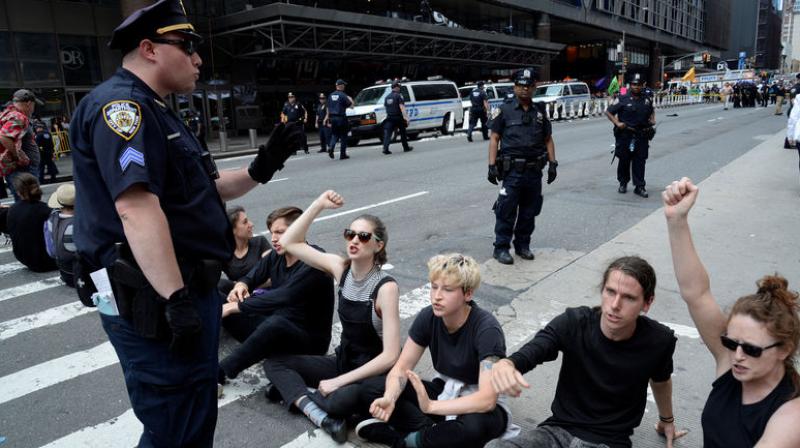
left=210, top=3, right=564, bottom=67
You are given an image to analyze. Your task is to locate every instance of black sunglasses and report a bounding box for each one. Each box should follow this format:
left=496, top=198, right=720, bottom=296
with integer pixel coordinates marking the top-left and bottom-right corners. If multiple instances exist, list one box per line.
left=150, top=38, right=198, bottom=56
left=343, top=229, right=381, bottom=243
left=720, top=335, right=782, bottom=358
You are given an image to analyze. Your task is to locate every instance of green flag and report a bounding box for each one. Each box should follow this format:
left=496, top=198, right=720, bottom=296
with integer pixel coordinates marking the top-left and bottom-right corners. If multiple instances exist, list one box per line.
left=607, top=75, right=620, bottom=95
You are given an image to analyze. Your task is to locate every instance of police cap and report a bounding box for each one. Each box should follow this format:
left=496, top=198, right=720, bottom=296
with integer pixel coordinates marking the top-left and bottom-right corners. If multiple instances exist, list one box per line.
left=109, top=0, right=202, bottom=53
left=630, top=73, right=643, bottom=85
left=512, top=68, right=536, bottom=86
left=287, top=92, right=295, bottom=97
left=391, top=81, right=401, bottom=88
left=336, top=79, right=347, bottom=86
left=477, top=81, right=485, bottom=87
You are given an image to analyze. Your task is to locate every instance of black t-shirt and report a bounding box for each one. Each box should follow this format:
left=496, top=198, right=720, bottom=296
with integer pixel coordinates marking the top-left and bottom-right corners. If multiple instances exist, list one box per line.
left=7, top=200, right=57, bottom=272
left=508, top=306, right=676, bottom=448
left=408, top=302, right=506, bottom=385
left=224, top=235, right=270, bottom=282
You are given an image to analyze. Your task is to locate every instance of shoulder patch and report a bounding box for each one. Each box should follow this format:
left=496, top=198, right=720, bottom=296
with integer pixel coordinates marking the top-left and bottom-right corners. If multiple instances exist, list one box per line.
left=491, top=107, right=502, bottom=120
left=103, top=100, right=142, bottom=141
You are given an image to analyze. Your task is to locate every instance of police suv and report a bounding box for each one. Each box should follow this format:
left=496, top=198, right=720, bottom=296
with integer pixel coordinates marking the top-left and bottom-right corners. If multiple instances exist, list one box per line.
left=458, top=82, right=514, bottom=130
left=346, top=79, right=464, bottom=145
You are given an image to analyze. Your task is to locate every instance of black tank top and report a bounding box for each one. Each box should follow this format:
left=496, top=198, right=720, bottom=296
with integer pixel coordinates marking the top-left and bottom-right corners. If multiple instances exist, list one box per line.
left=701, top=370, right=795, bottom=447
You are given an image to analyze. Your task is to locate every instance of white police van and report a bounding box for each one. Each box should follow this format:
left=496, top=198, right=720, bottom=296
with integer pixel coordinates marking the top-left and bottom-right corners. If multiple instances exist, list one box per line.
left=346, top=79, right=464, bottom=145
left=458, top=82, right=514, bottom=130
left=532, top=81, right=591, bottom=114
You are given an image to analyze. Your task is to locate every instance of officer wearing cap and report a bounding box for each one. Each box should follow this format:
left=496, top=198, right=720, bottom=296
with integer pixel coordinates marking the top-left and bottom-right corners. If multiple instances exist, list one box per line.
left=315, top=92, right=330, bottom=153
left=488, top=68, right=557, bottom=265
left=325, top=79, right=354, bottom=160
left=605, top=73, right=656, bottom=198
left=68, top=1, right=302, bottom=445
left=381, top=81, right=412, bottom=154
left=281, top=92, right=309, bottom=154
left=467, top=80, right=490, bottom=142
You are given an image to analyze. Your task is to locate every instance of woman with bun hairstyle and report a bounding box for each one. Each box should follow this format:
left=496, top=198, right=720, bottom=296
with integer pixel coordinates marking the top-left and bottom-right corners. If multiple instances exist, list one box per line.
left=663, top=177, right=800, bottom=447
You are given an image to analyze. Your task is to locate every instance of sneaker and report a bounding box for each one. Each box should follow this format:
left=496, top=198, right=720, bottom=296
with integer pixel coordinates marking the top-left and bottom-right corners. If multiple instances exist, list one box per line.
left=321, top=417, right=348, bottom=444
left=355, top=418, right=402, bottom=445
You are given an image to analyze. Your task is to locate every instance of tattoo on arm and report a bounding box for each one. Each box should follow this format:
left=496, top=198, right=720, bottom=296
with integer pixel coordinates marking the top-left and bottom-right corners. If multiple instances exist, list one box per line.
left=397, top=376, right=407, bottom=390
left=482, top=356, right=500, bottom=371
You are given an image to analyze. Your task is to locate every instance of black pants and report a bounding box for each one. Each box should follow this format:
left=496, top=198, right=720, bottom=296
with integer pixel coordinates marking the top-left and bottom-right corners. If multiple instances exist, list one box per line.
left=615, top=135, right=648, bottom=188
left=39, top=157, right=58, bottom=183
left=468, top=109, right=489, bottom=139
left=359, top=375, right=507, bottom=448
left=263, top=353, right=362, bottom=416
left=493, top=169, right=543, bottom=251
left=382, top=117, right=410, bottom=151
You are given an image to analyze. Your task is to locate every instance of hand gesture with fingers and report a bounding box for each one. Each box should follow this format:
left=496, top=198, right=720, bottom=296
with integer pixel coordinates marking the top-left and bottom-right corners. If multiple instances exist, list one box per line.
left=655, top=420, right=688, bottom=448
left=369, top=396, right=396, bottom=422
left=491, top=359, right=530, bottom=397
left=662, top=177, right=699, bottom=221
left=315, top=190, right=344, bottom=210
left=227, top=282, right=250, bottom=303
left=406, top=370, right=433, bottom=414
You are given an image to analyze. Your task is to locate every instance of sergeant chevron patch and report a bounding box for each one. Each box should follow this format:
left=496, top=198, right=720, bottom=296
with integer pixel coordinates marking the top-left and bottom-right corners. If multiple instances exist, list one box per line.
left=119, top=147, right=145, bottom=172
left=103, top=100, right=142, bottom=141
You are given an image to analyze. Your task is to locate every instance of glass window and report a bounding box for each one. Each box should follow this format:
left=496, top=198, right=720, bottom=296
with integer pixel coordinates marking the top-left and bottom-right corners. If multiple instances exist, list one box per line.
left=413, top=83, right=457, bottom=101
left=570, top=84, right=589, bottom=95
left=59, top=35, right=102, bottom=86
left=354, top=87, right=389, bottom=106
left=0, top=32, right=18, bottom=85
left=459, top=87, right=472, bottom=98
left=495, top=85, right=514, bottom=98
left=486, top=88, right=496, bottom=99
left=400, top=86, right=411, bottom=102
left=15, top=33, right=61, bottom=84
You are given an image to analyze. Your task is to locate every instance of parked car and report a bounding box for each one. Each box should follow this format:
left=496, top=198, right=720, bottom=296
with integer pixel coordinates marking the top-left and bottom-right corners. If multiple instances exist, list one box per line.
left=459, top=82, right=514, bottom=130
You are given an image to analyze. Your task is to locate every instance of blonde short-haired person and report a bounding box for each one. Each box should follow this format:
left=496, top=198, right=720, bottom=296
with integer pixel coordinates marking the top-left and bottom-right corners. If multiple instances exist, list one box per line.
left=356, top=253, right=513, bottom=448
left=663, top=177, right=800, bottom=447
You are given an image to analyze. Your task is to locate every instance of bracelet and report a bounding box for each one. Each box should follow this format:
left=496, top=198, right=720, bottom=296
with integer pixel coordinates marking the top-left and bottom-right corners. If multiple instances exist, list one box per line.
left=659, top=415, right=674, bottom=423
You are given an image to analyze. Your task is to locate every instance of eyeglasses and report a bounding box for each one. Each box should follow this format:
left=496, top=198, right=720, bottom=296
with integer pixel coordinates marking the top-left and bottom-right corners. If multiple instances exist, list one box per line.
left=720, top=335, right=782, bottom=358
left=343, top=229, right=382, bottom=243
left=150, top=38, right=198, bottom=56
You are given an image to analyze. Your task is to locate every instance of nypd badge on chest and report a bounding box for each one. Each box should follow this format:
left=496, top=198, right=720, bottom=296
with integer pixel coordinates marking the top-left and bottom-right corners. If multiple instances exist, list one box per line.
left=103, top=100, right=142, bottom=141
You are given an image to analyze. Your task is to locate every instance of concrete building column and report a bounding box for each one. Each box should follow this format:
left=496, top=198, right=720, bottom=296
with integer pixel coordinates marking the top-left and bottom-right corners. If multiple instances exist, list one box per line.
left=536, top=13, right=552, bottom=81
left=650, top=45, right=662, bottom=89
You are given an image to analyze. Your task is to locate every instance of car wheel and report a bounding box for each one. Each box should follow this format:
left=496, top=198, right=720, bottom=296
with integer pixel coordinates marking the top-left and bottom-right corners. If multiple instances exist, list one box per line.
left=440, top=113, right=452, bottom=135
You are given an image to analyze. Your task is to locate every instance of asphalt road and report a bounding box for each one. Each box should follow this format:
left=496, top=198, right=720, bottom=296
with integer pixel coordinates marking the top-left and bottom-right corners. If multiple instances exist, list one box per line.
left=0, top=102, right=788, bottom=448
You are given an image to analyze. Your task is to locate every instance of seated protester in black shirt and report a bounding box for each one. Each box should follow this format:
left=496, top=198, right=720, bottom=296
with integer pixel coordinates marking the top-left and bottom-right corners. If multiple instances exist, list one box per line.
left=218, top=206, right=334, bottom=382
left=217, top=205, right=271, bottom=297
left=488, top=256, right=685, bottom=448
left=357, top=253, right=513, bottom=448
left=664, top=177, right=800, bottom=448
left=6, top=173, right=56, bottom=272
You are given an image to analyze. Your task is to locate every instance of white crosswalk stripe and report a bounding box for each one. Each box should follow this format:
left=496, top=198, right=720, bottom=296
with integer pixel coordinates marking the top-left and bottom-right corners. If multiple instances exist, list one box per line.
left=0, top=276, right=62, bottom=303
left=0, top=301, right=95, bottom=341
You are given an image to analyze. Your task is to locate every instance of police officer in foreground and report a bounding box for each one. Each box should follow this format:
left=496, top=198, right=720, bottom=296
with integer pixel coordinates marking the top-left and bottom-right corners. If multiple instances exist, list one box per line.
left=467, top=80, right=490, bottom=142
left=69, top=1, right=302, bottom=445
left=325, top=79, right=354, bottom=160
left=381, top=81, right=412, bottom=154
left=605, top=73, right=656, bottom=198
left=281, top=92, right=309, bottom=154
left=315, top=92, right=330, bottom=153
left=488, top=68, right=557, bottom=265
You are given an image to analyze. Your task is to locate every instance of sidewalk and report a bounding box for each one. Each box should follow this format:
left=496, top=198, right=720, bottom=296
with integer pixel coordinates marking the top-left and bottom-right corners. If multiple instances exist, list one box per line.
left=481, top=130, right=799, bottom=446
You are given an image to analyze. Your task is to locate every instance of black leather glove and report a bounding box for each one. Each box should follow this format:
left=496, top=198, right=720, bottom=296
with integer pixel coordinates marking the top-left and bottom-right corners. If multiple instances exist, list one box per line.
left=547, top=160, right=558, bottom=185
left=162, top=287, right=203, bottom=356
left=248, top=123, right=303, bottom=183
left=488, top=165, right=499, bottom=185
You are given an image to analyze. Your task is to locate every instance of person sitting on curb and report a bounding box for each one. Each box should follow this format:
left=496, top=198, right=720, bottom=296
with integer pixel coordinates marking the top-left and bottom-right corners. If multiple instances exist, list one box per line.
left=44, top=183, right=77, bottom=286
left=356, top=253, right=515, bottom=448
left=663, top=177, right=800, bottom=447
left=217, top=205, right=271, bottom=298
left=488, top=256, right=686, bottom=448
left=7, top=173, right=56, bottom=272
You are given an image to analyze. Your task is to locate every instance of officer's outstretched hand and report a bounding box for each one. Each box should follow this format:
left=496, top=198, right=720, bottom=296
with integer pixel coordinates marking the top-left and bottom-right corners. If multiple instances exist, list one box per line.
left=248, top=123, right=304, bottom=183
left=487, top=165, right=499, bottom=185
left=547, top=160, right=558, bottom=184
left=163, top=286, right=203, bottom=357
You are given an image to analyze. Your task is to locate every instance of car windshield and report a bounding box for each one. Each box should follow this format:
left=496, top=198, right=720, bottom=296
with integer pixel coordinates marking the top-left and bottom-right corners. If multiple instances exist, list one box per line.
left=534, top=85, right=563, bottom=97
left=354, top=87, right=389, bottom=106
left=459, top=87, right=473, bottom=98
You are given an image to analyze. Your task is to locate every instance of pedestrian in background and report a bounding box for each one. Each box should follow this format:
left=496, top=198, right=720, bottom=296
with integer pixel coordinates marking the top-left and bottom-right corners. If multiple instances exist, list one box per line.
left=35, top=121, right=58, bottom=184
left=315, top=93, right=330, bottom=153
left=467, top=80, right=490, bottom=143
left=281, top=92, right=309, bottom=154
left=325, top=79, right=354, bottom=160
left=1, top=89, right=40, bottom=201
left=381, top=81, right=412, bottom=155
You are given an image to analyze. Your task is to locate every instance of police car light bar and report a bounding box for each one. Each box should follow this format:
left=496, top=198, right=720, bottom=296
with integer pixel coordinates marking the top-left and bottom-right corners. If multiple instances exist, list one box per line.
left=427, top=75, right=443, bottom=81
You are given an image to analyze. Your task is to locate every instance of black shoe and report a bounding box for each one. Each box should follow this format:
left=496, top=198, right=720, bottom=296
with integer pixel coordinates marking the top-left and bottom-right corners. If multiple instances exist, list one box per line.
left=321, top=417, right=348, bottom=444
left=328, top=149, right=334, bottom=159
left=217, top=367, right=228, bottom=385
left=467, top=135, right=473, bottom=142
left=618, top=184, right=627, bottom=194
left=355, top=418, right=402, bottom=446
left=516, top=248, right=535, bottom=260
left=382, top=149, right=392, bottom=155
left=340, top=154, right=350, bottom=160
left=317, top=148, right=327, bottom=153
left=403, top=146, right=413, bottom=152
left=493, top=248, right=514, bottom=265
left=263, top=383, right=283, bottom=403
left=634, top=186, right=649, bottom=198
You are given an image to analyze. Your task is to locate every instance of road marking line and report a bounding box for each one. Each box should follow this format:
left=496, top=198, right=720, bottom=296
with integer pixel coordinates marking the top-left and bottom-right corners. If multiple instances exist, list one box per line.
left=0, top=261, right=25, bottom=276
left=663, top=321, right=700, bottom=339
left=0, top=302, right=96, bottom=341
left=0, top=277, right=63, bottom=303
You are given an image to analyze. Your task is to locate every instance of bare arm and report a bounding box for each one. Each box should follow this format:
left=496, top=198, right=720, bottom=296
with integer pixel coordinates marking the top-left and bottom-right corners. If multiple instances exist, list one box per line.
left=279, top=190, right=348, bottom=281
left=400, top=103, right=409, bottom=123
left=605, top=110, right=624, bottom=128
left=214, top=168, right=258, bottom=202
left=649, top=110, right=656, bottom=126
left=115, top=185, right=183, bottom=299
left=663, top=178, right=728, bottom=373
left=756, top=398, right=800, bottom=447
left=411, top=357, right=500, bottom=416
left=488, top=132, right=500, bottom=165
left=650, top=379, right=687, bottom=448
left=545, top=135, right=555, bottom=162
left=0, top=136, right=19, bottom=161
left=370, top=337, right=425, bottom=422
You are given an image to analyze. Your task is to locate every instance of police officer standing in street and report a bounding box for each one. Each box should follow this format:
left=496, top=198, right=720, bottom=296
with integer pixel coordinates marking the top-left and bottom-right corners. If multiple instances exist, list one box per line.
left=69, top=1, right=302, bottom=446
left=315, top=92, right=330, bottom=153
left=381, top=81, right=412, bottom=154
left=467, top=80, right=490, bottom=142
left=325, top=79, right=354, bottom=160
left=281, top=92, right=309, bottom=154
left=488, top=68, right=557, bottom=265
left=605, top=73, right=656, bottom=198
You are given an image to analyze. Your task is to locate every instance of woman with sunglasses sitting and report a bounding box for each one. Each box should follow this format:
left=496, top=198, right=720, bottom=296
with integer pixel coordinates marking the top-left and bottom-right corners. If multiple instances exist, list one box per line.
left=263, top=190, right=401, bottom=444
left=663, top=177, right=800, bottom=448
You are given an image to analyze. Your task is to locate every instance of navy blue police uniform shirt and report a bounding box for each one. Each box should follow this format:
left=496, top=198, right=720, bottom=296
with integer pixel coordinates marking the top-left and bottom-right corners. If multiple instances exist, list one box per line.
left=490, top=98, right=551, bottom=156
left=607, top=94, right=654, bottom=128
left=282, top=102, right=305, bottom=123
left=327, top=91, right=352, bottom=116
left=316, top=103, right=327, bottom=125
left=384, top=91, right=404, bottom=117
left=70, top=68, right=233, bottom=269
left=470, top=88, right=488, bottom=111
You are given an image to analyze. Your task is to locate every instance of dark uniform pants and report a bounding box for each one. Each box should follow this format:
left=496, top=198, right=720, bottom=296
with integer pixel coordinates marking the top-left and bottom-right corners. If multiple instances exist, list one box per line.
left=468, top=109, right=489, bottom=139
left=328, top=117, right=349, bottom=155
left=382, top=116, right=410, bottom=151
left=287, top=121, right=308, bottom=152
left=100, top=288, right=221, bottom=448
left=614, top=134, right=649, bottom=188
left=494, top=169, right=543, bottom=251
left=318, top=124, right=331, bottom=151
